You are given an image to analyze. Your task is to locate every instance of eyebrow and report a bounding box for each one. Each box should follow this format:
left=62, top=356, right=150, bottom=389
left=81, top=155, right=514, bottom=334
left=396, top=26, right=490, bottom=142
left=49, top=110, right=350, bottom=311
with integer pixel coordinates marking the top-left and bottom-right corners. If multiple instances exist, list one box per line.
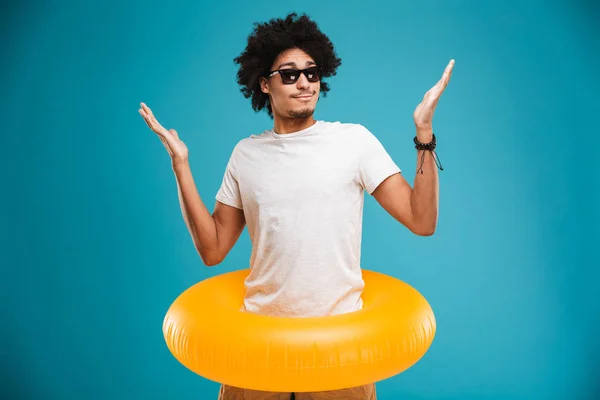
left=277, top=61, right=316, bottom=69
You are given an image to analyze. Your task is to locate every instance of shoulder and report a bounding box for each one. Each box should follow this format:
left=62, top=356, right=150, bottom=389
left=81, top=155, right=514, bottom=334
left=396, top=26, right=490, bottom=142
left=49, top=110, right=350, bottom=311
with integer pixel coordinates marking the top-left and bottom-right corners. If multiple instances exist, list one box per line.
left=325, top=121, right=380, bottom=144
left=224, top=128, right=273, bottom=167
left=230, top=128, right=270, bottom=152
left=314, top=120, right=373, bottom=138
left=327, top=120, right=372, bottom=133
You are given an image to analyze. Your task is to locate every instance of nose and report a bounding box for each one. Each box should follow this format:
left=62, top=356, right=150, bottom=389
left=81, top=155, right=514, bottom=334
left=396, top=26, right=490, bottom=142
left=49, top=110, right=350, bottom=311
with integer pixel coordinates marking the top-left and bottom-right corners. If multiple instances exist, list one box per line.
left=295, top=72, right=310, bottom=89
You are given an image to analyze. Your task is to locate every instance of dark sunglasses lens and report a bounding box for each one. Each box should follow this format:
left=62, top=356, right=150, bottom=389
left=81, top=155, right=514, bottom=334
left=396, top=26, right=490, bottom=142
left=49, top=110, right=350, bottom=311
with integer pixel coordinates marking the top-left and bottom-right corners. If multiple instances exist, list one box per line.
left=305, top=67, right=320, bottom=82
left=279, top=67, right=320, bottom=84
left=280, top=69, right=299, bottom=84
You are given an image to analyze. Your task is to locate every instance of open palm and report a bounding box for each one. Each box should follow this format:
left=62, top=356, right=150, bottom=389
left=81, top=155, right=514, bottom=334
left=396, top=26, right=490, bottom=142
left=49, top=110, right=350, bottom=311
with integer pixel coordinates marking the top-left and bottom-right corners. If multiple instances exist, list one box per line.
left=139, top=102, right=189, bottom=162
left=413, top=60, right=455, bottom=130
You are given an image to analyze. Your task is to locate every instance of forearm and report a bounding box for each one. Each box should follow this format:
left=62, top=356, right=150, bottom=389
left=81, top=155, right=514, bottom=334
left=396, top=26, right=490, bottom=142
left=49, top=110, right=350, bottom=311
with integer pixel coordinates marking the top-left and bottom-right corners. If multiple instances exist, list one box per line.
left=172, top=159, right=219, bottom=263
left=410, top=128, right=439, bottom=235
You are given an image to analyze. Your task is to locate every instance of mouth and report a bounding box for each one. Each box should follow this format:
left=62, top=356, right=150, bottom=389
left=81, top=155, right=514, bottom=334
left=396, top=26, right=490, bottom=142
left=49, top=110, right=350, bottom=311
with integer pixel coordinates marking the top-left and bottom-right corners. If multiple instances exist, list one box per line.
left=293, top=94, right=313, bottom=100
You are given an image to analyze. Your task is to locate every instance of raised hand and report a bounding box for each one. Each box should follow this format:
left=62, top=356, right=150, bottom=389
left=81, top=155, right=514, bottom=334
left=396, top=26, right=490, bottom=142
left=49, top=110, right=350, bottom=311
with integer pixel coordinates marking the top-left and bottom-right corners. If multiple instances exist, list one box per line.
left=413, top=59, right=455, bottom=134
left=139, top=102, right=189, bottom=163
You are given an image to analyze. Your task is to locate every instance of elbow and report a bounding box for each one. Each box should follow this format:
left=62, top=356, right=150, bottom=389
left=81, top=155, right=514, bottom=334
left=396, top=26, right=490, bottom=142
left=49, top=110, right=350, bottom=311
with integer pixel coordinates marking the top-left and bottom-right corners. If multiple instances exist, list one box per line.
left=416, top=228, right=436, bottom=236
left=197, top=248, right=223, bottom=267
left=410, top=221, right=437, bottom=236
left=203, top=258, right=221, bottom=267
left=411, top=227, right=436, bottom=236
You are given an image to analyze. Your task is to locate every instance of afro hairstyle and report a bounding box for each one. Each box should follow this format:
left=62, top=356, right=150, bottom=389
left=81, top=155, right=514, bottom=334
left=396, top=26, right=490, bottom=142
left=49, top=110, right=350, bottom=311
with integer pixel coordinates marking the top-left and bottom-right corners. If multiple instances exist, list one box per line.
left=233, top=12, right=342, bottom=118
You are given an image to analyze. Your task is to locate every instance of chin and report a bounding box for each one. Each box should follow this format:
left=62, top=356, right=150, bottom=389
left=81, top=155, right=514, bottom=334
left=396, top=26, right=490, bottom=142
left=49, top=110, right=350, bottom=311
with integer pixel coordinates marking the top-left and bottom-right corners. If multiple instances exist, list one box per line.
left=288, top=107, right=315, bottom=118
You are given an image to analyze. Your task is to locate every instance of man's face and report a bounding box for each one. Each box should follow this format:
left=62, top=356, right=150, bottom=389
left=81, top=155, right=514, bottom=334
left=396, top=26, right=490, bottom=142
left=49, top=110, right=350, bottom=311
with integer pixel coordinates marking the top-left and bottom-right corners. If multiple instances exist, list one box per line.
left=261, top=48, right=321, bottom=119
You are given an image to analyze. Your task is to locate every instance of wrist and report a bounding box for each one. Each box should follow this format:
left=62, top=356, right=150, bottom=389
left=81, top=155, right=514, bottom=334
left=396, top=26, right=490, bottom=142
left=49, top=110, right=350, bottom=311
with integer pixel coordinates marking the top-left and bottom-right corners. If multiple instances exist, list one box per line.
left=171, top=157, right=190, bottom=170
left=415, top=127, right=433, bottom=144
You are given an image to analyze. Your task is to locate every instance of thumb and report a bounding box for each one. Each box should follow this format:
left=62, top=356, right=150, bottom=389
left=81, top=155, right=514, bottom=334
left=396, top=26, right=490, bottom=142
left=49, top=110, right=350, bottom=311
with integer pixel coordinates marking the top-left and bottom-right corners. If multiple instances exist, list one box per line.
left=168, top=128, right=178, bottom=136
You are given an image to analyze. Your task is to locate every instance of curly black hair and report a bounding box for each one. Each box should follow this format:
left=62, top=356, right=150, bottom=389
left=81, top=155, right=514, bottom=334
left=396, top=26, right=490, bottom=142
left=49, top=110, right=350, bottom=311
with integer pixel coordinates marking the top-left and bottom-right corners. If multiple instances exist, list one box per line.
left=233, top=13, right=342, bottom=118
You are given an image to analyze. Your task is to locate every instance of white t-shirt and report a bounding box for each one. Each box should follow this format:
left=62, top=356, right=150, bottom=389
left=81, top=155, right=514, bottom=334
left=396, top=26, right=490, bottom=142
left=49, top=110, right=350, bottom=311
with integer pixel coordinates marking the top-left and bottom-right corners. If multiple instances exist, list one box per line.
left=216, top=120, right=401, bottom=317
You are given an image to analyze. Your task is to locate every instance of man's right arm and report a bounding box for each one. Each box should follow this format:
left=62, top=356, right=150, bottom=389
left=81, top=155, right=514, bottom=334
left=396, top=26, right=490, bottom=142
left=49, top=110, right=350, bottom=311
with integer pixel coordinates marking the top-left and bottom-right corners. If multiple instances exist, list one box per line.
left=172, top=159, right=246, bottom=266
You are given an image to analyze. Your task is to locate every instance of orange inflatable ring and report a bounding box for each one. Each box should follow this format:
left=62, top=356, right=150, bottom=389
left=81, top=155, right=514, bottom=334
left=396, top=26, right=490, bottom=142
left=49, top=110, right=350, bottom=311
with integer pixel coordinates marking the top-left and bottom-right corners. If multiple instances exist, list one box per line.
left=163, top=269, right=436, bottom=392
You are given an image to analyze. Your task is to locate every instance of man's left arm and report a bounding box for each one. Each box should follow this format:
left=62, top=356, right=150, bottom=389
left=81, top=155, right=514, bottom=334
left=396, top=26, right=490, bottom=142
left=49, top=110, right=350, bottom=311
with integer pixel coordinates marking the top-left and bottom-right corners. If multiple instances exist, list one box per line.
left=372, top=60, right=455, bottom=236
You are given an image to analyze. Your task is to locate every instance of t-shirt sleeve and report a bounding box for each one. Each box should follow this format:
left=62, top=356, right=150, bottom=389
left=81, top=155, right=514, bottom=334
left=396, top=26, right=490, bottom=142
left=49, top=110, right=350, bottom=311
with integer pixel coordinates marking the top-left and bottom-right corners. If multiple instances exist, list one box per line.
left=356, top=125, right=402, bottom=194
left=215, top=145, right=243, bottom=209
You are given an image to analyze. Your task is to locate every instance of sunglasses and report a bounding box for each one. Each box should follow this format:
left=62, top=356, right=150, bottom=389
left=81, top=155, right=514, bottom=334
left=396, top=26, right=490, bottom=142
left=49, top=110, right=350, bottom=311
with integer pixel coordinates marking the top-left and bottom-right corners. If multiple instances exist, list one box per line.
left=267, top=66, right=322, bottom=84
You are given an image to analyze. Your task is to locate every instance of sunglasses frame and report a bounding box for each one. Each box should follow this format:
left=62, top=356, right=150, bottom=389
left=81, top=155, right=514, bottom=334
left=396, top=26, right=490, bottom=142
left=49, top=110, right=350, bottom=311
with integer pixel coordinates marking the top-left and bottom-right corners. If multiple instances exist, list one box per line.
left=267, top=66, right=323, bottom=84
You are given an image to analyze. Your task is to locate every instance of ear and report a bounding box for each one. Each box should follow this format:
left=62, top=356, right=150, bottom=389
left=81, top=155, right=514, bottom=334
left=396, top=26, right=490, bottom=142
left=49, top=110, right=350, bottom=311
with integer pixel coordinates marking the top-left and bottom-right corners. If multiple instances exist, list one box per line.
left=259, top=77, right=269, bottom=94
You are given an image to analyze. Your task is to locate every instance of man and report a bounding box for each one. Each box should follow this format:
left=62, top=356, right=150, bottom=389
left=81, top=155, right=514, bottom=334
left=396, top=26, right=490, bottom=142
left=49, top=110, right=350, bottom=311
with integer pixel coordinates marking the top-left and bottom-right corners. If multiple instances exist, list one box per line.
left=139, top=12, right=453, bottom=400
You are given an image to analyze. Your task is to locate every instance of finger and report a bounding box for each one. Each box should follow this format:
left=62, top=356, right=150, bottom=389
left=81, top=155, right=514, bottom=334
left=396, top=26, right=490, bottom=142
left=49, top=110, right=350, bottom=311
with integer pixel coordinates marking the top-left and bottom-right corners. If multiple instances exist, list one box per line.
left=140, top=107, right=168, bottom=135
left=140, top=103, right=160, bottom=126
left=139, top=109, right=153, bottom=130
left=140, top=102, right=152, bottom=121
left=441, top=59, right=454, bottom=86
left=424, top=85, right=440, bottom=103
left=141, top=102, right=154, bottom=117
left=139, top=109, right=158, bottom=132
left=434, top=60, right=453, bottom=86
left=430, top=62, right=454, bottom=98
left=142, top=103, right=164, bottom=127
left=158, top=135, right=170, bottom=149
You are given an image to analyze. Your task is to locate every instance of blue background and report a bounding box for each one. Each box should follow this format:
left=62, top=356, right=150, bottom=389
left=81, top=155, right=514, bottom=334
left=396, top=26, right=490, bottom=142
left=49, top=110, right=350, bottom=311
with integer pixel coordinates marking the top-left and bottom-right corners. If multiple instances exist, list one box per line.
left=2, top=0, right=599, bottom=399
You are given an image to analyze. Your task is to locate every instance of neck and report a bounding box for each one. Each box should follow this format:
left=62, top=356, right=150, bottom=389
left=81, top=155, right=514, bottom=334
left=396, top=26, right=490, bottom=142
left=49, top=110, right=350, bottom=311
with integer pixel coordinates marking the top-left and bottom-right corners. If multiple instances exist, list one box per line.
left=272, top=114, right=317, bottom=134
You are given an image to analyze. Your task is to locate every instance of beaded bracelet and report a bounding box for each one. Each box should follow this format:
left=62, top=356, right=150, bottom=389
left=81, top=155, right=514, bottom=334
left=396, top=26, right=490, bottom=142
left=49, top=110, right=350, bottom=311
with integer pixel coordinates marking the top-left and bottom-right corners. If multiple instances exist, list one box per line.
left=414, top=133, right=444, bottom=174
